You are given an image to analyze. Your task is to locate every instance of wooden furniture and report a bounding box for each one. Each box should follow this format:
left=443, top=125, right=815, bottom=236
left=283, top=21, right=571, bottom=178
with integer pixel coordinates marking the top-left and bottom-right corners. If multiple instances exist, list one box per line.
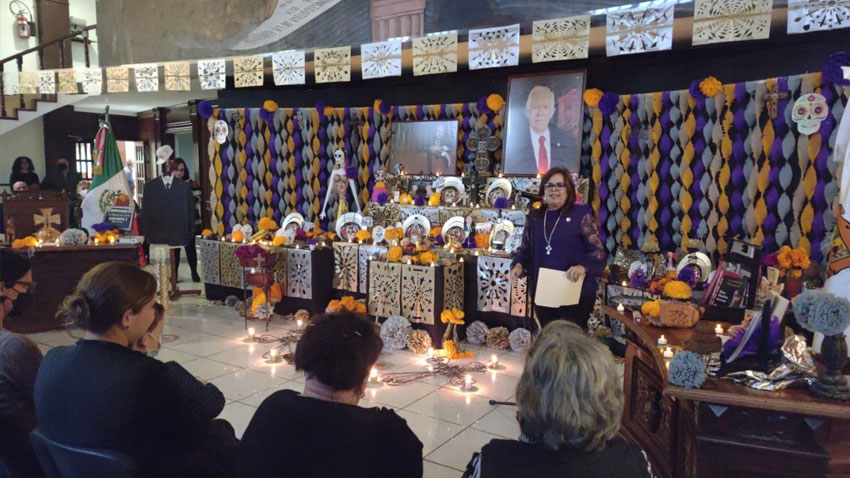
left=603, top=305, right=850, bottom=478
left=1, top=191, right=70, bottom=240
left=4, top=244, right=139, bottom=333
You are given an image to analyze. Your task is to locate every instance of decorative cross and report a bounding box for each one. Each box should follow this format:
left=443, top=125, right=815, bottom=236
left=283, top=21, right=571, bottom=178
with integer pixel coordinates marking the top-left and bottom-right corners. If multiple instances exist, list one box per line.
left=33, top=208, right=61, bottom=229
left=761, top=84, right=789, bottom=120
left=466, top=125, right=501, bottom=174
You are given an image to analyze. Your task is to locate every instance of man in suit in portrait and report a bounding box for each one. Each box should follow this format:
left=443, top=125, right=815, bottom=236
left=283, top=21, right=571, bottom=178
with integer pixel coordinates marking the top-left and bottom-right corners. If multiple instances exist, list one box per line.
left=504, top=85, right=579, bottom=175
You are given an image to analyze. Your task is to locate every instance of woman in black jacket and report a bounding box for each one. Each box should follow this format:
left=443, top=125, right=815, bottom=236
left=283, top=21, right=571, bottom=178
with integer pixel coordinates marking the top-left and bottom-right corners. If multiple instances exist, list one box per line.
left=9, top=156, right=39, bottom=188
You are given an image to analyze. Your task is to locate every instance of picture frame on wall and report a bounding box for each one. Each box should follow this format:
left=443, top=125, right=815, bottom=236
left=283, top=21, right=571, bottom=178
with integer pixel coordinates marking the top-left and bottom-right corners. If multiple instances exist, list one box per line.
left=389, top=120, right=459, bottom=175
left=502, top=69, right=585, bottom=176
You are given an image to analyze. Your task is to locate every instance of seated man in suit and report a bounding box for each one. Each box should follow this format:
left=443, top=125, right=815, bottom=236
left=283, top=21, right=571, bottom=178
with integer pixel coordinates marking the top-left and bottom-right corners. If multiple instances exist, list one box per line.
left=505, top=85, right=578, bottom=175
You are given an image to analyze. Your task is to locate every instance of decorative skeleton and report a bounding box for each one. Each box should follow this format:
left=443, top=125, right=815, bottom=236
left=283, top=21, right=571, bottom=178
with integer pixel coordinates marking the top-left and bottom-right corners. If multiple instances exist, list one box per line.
left=320, top=149, right=362, bottom=221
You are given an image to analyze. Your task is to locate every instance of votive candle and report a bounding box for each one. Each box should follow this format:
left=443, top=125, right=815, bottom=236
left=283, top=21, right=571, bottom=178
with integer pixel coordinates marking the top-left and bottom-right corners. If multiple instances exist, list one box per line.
left=248, top=327, right=256, bottom=340
left=464, top=374, right=473, bottom=391
left=296, top=319, right=303, bottom=331
left=714, top=324, right=723, bottom=335
left=663, top=347, right=674, bottom=359
left=616, top=303, right=625, bottom=313
left=489, top=354, right=499, bottom=369
left=370, top=367, right=379, bottom=384
left=657, top=335, right=668, bottom=347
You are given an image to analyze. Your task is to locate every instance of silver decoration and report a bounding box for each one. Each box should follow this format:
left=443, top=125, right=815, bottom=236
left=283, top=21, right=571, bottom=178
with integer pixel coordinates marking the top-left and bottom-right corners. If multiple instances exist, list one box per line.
left=511, top=276, right=528, bottom=317
left=725, top=335, right=817, bottom=390
left=333, top=242, right=359, bottom=292
left=501, top=209, right=526, bottom=227
left=402, top=264, right=437, bottom=324
left=477, top=256, right=512, bottom=313
left=466, top=321, right=490, bottom=345
left=440, top=207, right=472, bottom=224
left=509, top=328, right=532, bottom=353
left=444, top=262, right=465, bottom=310
left=368, top=261, right=402, bottom=317
left=199, top=239, right=221, bottom=286
left=286, top=248, right=313, bottom=299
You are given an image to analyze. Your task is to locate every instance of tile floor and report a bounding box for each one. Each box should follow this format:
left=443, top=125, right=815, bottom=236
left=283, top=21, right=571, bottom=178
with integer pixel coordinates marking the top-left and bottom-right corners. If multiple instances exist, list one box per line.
left=24, top=266, right=623, bottom=477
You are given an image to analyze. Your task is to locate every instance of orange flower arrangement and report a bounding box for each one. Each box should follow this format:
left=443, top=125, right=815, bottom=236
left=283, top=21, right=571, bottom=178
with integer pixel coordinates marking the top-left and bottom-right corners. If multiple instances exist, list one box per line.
left=387, top=246, right=403, bottom=262
left=232, top=230, right=245, bottom=242
left=775, top=245, right=810, bottom=279
left=583, top=88, right=604, bottom=108
left=272, top=236, right=287, bottom=247
left=11, top=236, right=38, bottom=249
left=640, top=300, right=661, bottom=318
left=355, top=229, right=372, bottom=242
left=418, top=250, right=439, bottom=265
left=258, top=217, right=277, bottom=231
left=429, top=192, right=442, bottom=206
left=486, top=93, right=505, bottom=112
left=662, top=280, right=692, bottom=300
left=201, top=229, right=213, bottom=237
left=429, top=227, right=442, bottom=239
left=399, top=194, right=413, bottom=205
left=440, top=308, right=465, bottom=325
left=474, top=233, right=490, bottom=249
left=442, top=340, right=474, bottom=359
left=327, top=296, right=366, bottom=314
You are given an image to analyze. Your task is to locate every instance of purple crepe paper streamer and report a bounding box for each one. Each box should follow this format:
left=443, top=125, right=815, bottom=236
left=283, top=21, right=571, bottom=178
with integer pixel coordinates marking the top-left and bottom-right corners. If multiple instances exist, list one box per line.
left=729, top=83, right=748, bottom=238
left=691, top=96, right=707, bottom=236
left=763, top=78, right=789, bottom=252
left=811, top=85, right=836, bottom=261
left=220, top=110, right=232, bottom=232
left=628, top=95, right=642, bottom=246
left=659, top=92, right=673, bottom=251
left=245, top=112, right=256, bottom=222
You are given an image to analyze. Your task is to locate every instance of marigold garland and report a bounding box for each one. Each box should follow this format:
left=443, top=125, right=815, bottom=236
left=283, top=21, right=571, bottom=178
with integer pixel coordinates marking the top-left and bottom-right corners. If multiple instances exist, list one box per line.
left=258, top=217, right=277, bottom=231
left=327, top=296, right=366, bottom=314
left=442, top=339, right=474, bottom=359
left=387, top=246, right=403, bottom=262
left=662, top=280, right=692, bottom=300
left=474, top=233, right=490, bottom=249
left=640, top=300, right=661, bottom=318
left=418, top=250, right=439, bottom=265
left=699, top=76, right=723, bottom=97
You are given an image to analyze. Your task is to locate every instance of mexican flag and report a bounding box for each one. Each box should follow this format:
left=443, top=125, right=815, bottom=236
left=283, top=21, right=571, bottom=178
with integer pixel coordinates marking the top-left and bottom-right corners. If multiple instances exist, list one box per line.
left=81, top=107, right=134, bottom=233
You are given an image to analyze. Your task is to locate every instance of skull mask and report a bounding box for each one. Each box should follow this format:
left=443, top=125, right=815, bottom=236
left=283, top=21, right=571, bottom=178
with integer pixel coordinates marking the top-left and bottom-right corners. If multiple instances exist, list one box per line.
left=214, top=120, right=229, bottom=144
left=333, top=149, right=345, bottom=168
left=792, top=93, right=828, bottom=136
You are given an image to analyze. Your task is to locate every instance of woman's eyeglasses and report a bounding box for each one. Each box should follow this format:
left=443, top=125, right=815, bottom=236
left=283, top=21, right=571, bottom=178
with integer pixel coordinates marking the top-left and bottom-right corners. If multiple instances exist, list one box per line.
left=543, top=183, right=567, bottom=190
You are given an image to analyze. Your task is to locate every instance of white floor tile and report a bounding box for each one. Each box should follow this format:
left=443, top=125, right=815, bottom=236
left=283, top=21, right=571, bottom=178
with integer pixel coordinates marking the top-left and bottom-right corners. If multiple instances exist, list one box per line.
left=471, top=405, right=520, bottom=439
left=217, top=401, right=257, bottom=439
left=361, top=381, right=439, bottom=409
left=169, top=334, right=243, bottom=357
left=494, top=350, right=527, bottom=377
left=373, top=350, right=422, bottom=371
left=404, top=388, right=494, bottom=427
left=239, top=381, right=303, bottom=407
left=452, top=370, right=518, bottom=402
left=426, top=428, right=500, bottom=471
left=423, top=460, right=464, bottom=477
left=206, top=342, right=278, bottom=369
left=249, top=359, right=303, bottom=380
left=396, top=410, right=464, bottom=455
left=210, top=369, right=288, bottom=401
left=179, top=358, right=242, bottom=381
left=154, top=347, right=201, bottom=364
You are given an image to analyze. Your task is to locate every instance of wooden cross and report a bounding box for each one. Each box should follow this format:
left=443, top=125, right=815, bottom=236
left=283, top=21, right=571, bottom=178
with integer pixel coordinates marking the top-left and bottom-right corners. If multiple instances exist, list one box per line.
left=761, top=84, right=789, bottom=120
left=33, top=208, right=61, bottom=229
left=465, top=125, right=501, bottom=174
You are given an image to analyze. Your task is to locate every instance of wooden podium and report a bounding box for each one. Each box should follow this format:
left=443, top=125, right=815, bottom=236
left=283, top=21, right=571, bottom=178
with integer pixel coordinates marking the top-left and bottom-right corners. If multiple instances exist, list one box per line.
left=2, top=191, right=71, bottom=240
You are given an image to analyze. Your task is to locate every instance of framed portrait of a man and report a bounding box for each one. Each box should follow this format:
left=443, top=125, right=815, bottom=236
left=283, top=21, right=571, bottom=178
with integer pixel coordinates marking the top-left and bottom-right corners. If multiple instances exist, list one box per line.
left=502, top=70, right=585, bottom=175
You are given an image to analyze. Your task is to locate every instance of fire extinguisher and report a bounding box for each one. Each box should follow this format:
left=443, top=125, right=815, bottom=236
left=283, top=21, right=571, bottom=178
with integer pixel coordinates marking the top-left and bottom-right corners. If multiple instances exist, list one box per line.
left=16, top=12, right=30, bottom=39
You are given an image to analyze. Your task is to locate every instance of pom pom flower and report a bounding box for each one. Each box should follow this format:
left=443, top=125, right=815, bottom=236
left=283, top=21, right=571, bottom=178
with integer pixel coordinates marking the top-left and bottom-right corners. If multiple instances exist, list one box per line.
left=272, top=236, right=287, bottom=247
left=263, top=100, right=279, bottom=113
left=663, top=280, right=692, bottom=300
left=668, top=351, right=708, bottom=389
left=509, top=328, right=531, bottom=353
left=583, top=88, right=603, bottom=108
left=630, top=268, right=648, bottom=289
left=641, top=300, right=661, bottom=318
left=345, top=166, right=358, bottom=180
left=688, top=79, right=705, bottom=101
left=258, top=217, right=277, bottom=231
left=699, top=76, right=723, bottom=97
left=466, top=321, right=489, bottom=345
left=440, top=308, right=466, bottom=325
left=201, top=229, right=213, bottom=237
left=677, top=267, right=697, bottom=288
left=486, top=93, right=505, bottom=111
left=399, top=194, right=413, bottom=205
left=822, top=51, right=850, bottom=86
left=493, top=197, right=509, bottom=209
left=387, top=246, right=403, bottom=262
left=414, top=196, right=425, bottom=207
left=598, top=92, right=620, bottom=115
left=794, top=290, right=850, bottom=336
left=429, top=192, right=442, bottom=206
left=380, top=316, right=413, bottom=351
left=198, top=100, right=214, bottom=118
left=376, top=192, right=389, bottom=205
left=232, top=230, right=245, bottom=243
left=355, top=229, right=372, bottom=242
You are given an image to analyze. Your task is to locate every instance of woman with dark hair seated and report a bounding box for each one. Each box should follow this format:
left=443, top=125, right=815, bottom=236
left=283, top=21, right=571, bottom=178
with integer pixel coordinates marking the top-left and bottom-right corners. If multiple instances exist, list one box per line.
left=33, top=262, right=239, bottom=477
left=466, top=321, right=652, bottom=478
left=239, top=311, right=423, bottom=478
left=0, top=250, right=43, bottom=477
left=9, top=156, right=40, bottom=189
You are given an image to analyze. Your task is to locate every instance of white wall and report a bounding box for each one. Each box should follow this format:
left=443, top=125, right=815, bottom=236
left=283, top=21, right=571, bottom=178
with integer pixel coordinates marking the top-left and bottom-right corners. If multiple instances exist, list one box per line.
left=0, top=117, right=45, bottom=190
left=70, top=0, right=98, bottom=68
left=0, top=0, right=39, bottom=72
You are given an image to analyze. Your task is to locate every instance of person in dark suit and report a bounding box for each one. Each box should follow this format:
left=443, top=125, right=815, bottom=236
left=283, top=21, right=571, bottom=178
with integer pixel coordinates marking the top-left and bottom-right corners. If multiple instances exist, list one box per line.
left=504, top=85, right=579, bottom=175
left=41, top=158, right=82, bottom=200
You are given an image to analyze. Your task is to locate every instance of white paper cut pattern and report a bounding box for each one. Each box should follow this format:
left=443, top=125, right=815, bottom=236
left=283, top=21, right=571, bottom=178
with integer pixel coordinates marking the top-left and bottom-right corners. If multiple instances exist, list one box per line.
left=286, top=249, right=312, bottom=299
left=38, top=71, right=55, bottom=94
left=82, top=68, right=102, bottom=94
left=315, top=46, right=351, bottom=83
left=234, top=55, right=264, bottom=88
left=412, top=32, right=458, bottom=76
left=787, top=0, right=850, bottom=33
left=57, top=69, right=77, bottom=94
left=468, top=24, right=520, bottom=70
left=165, top=62, right=191, bottom=91
left=133, top=64, right=159, bottom=92
left=198, top=59, right=226, bottom=90
left=2, top=71, right=19, bottom=95
left=361, top=40, right=402, bottom=79
left=532, top=15, right=591, bottom=63
left=333, top=242, right=359, bottom=292
left=199, top=239, right=221, bottom=286
left=272, top=50, right=305, bottom=86
left=401, top=264, right=436, bottom=324
left=477, top=256, right=512, bottom=313
left=106, top=67, right=129, bottom=93
left=693, top=0, right=772, bottom=45
left=18, top=72, right=37, bottom=94
left=606, top=5, right=675, bottom=56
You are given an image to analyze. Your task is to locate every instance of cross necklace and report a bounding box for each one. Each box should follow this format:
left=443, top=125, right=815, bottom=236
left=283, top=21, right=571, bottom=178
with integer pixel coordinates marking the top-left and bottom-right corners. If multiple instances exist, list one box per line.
left=543, top=210, right=562, bottom=255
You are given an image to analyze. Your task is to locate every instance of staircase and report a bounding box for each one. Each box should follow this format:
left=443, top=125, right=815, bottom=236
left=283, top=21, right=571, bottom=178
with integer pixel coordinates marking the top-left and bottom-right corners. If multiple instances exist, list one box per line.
left=0, top=25, right=96, bottom=134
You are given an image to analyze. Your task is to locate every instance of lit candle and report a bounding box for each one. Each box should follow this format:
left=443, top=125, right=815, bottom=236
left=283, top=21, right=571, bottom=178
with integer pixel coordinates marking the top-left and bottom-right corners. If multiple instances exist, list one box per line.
left=296, top=319, right=303, bottom=331
left=270, top=348, right=278, bottom=360
left=622, top=280, right=627, bottom=287
left=714, top=324, right=723, bottom=335
left=359, top=239, right=363, bottom=245
left=295, top=244, right=300, bottom=249
left=657, top=335, right=668, bottom=347
left=426, top=347, right=435, bottom=359
left=537, top=173, right=542, bottom=179
left=431, top=261, right=437, bottom=267
left=248, top=327, right=256, bottom=340
left=94, top=238, right=99, bottom=245
left=663, top=347, right=674, bottom=359
left=220, top=236, right=225, bottom=241
left=459, top=257, right=464, bottom=263
left=109, top=236, right=115, bottom=244
left=617, top=303, right=625, bottom=313
left=498, top=173, right=504, bottom=178
left=464, top=374, right=473, bottom=391
left=369, top=367, right=379, bottom=384
left=489, top=354, right=499, bottom=369
left=511, top=204, right=516, bottom=210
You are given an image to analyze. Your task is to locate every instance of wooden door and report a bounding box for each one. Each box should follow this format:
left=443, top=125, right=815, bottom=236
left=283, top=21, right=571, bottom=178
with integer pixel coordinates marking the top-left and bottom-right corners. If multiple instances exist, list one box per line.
left=36, top=0, right=72, bottom=69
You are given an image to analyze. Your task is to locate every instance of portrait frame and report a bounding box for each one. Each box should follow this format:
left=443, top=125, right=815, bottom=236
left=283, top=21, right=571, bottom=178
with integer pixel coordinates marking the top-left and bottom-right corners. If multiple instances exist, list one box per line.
left=502, top=69, right=586, bottom=176
left=389, top=119, right=459, bottom=176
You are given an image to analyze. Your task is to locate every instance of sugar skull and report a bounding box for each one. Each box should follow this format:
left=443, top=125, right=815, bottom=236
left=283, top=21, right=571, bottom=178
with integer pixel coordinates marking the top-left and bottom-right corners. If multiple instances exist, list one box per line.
left=374, top=168, right=386, bottom=183
left=333, top=149, right=346, bottom=168
left=214, top=120, right=229, bottom=144
left=792, top=93, right=828, bottom=136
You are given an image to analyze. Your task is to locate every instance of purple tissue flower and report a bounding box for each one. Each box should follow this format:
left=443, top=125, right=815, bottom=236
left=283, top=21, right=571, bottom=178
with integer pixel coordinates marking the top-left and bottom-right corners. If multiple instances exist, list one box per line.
left=630, top=268, right=648, bottom=289
left=462, top=236, right=476, bottom=249
left=307, top=238, right=319, bottom=246
left=433, top=235, right=445, bottom=247
left=823, top=51, right=850, bottom=86
left=376, top=192, right=389, bottom=205
left=346, top=166, right=358, bottom=180
left=315, top=101, right=326, bottom=116
left=493, top=197, right=509, bottom=209
left=414, top=196, right=425, bottom=207
left=296, top=228, right=308, bottom=240
left=198, top=100, right=214, bottom=118
left=235, top=244, right=269, bottom=262
left=688, top=80, right=705, bottom=101
left=476, top=96, right=492, bottom=115
left=677, top=267, right=697, bottom=288
left=91, top=222, right=113, bottom=233
left=378, top=100, right=392, bottom=116
left=259, top=107, right=274, bottom=124
left=598, top=92, right=620, bottom=115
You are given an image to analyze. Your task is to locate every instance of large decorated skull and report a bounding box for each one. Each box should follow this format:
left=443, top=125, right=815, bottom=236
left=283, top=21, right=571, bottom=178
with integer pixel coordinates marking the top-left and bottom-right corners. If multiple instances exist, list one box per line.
left=333, top=149, right=345, bottom=168
left=792, top=93, right=828, bottom=136
left=214, top=120, right=229, bottom=144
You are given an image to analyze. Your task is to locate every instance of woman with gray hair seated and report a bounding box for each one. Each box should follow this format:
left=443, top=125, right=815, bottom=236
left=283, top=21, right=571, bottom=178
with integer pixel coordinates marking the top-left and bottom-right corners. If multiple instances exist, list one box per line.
left=466, top=321, right=652, bottom=478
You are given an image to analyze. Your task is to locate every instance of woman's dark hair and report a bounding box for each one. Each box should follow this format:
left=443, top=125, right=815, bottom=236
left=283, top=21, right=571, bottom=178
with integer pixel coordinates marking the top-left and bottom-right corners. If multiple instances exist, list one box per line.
left=294, top=311, right=383, bottom=391
left=57, top=262, right=157, bottom=334
left=171, top=157, right=190, bottom=181
left=150, top=302, right=165, bottom=331
left=12, top=156, right=33, bottom=174
left=539, top=166, right=577, bottom=215
left=0, top=250, right=31, bottom=288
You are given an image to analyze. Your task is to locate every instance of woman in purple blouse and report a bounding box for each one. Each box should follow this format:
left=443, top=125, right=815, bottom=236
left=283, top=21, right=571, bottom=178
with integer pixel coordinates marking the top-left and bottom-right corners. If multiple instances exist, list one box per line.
left=511, top=167, right=606, bottom=329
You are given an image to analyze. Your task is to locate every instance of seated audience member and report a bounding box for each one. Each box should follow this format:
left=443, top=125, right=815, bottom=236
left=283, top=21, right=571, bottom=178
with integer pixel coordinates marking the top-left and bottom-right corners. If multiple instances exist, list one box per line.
left=240, top=311, right=423, bottom=478
left=34, top=262, right=238, bottom=477
left=9, top=156, right=40, bottom=188
left=0, top=251, right=43, bottom=477
left=132, top=303, right=226, bottom=420
left=466, top=321, right=652, bottom=478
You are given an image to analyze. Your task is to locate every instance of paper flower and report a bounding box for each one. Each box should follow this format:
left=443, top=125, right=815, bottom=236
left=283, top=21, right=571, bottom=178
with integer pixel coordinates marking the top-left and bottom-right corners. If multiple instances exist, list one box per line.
left=688, top=79, right=705, bottom=101
left=583, top=88, right=603, bottom=108
left=630, top=268, right=648, bottom=289
left=355, top=229, right=371, bottom=242
left=232, top=230, right=244, bottom=243
left=59, top=229, right=88, bottom=246
left=225, top=295, right=240, bottom=307
left=91, top=222, right=113, bottom=233
left=640, top=300, right=661, bottom=318
left=440, top=308, right=465, bottom=325
left=258, top=217, right=277, bottom=231
left=428, top=192, right=441, bottom=206
left=509, top=328, right=531, bottom=353
left=259, top=107, right=274, bottom=123
left=235, top=244, right=270, bottom=262
left=668, top=351, right=707, bottom=389
left=807, top=293, right=850, bottom=336
left=198, top=100, right=213, bottom=118
left=823, top=51, right=850, bottom=86
left=699, top=76, right=723, bottom=97
left=307, top=238, right=318, bottom=246
left=414, top=196, right=425, bottom=207
left=677, top=267, right=697, bottom=288
left=493, top=197, right=509, bottom=209
left=345, top=166, right=358, bottom=180
left=793, top=289, right=820, bottom=331
left=201, top=229, right=213, bottom=237
left=486, top=93, right=505, bottom=111
left=272, top=236, right=287, bottom=247
left=407, top=329, right=432, bottom=355
left=466, top=321, right=489, bottom=345
left=324, top=106, right=335, bottom=116
left=598, top=92, right=620, bottom=115
left=486, top=327, right=510, bottom=350
left=662, top=280, right=692, bottom=300
left=418, top=250, right=439, bottom=265
left=399, top=194, right=413, bottom=205
left=373, top=98, right=392, bottom=115
left=762, top=252, right=779, bottom=267
left=380, top=316, right=413, bottom=351
left=376, top=192, right=389, bottom=205
left=387, top=246, right=403, bottom=262
left=263, top=100, right=279, bottom=113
